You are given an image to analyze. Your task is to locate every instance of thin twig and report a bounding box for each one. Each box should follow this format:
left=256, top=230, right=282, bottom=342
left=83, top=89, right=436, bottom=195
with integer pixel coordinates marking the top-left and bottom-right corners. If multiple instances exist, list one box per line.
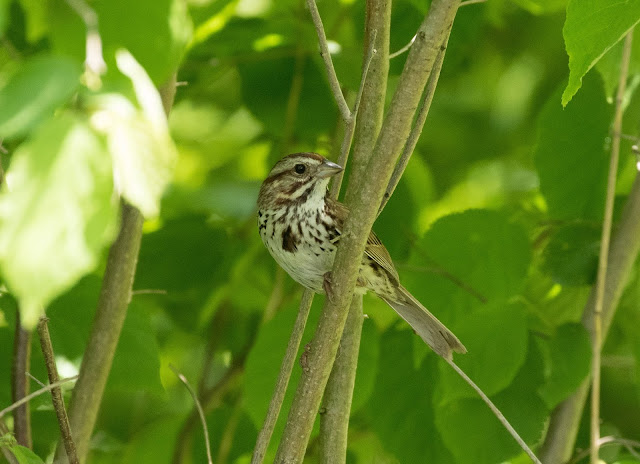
left=567, top=436, right=640, bottom=464
left=305, top=0, right=351, bottom=121
left=590, top=30, right=633, bottom=464
left=37, top=317, right=79, bottom=464
left=0, top=377, right=78, bottom=419
left=169, top=364, right=213, bottom=464
left=459, top=0, right=487, bottom=5
left=379, top=34, right=449, bottom=215
left=251, top=290, right=314, bottom=464
left=389, top=35, right=416, bottom=59
left=330, top=29, right=378, bottom=198
left=11, top=305, right=32, bottom=447
left=26, top=372, right=46, bottom=388
left=445, top=359, right=542, bottom=464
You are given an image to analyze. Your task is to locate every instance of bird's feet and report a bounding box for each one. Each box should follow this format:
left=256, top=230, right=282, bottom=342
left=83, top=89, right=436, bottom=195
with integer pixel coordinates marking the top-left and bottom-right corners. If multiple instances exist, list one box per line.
left=323, top=271, right=335, bottom=304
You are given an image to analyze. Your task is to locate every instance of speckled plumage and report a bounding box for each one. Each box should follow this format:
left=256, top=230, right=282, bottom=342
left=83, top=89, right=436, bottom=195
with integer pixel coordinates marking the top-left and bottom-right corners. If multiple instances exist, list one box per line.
left=257, top=152, right=466, bottom=359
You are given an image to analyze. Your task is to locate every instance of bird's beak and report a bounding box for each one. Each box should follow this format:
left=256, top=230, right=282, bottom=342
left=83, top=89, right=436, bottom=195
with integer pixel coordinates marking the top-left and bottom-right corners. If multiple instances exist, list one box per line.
left=317, top=159, right=344, bottom=179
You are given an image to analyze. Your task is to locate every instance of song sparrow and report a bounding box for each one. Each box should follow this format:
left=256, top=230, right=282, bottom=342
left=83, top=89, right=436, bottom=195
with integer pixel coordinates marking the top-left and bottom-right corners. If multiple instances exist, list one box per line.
left=257, top=152, right=466, bottom=359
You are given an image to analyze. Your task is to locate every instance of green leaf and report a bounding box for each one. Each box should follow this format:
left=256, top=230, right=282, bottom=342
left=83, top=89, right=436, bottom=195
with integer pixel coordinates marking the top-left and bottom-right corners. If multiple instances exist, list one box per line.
left=48, top=0, right=192, bottom=85
left=0, top=113, right=118, bottom=328
left=437, top=302, right=529, bottom=403
left=543, top=224, right=600, bottom=286
left=0, top=0, right=8, bottom=35
left=535, top=73, right=611, bottom=221
left=1, top=437, right=46, bottom=464
left=562, top=0, right=640, bottom=105
left=17, top=0, right=49, bottom=42
left=419, top=209, right=531, bottom=303
left=90, top=50, right=178, bottom=218
left=122, top=417, right=184, bottom=464
left=595, top=31, right=640, bottom=99
left=351, top=318, right=379, bottom=413
left=106, top=303, right=165, bottom=394
left=538, top=323, right=591, bottom=408
left=0, top=55, right=81, bottom=139
left=436, top=339, right=547, bottom=464
left=368, top=328, right=452, bottom=464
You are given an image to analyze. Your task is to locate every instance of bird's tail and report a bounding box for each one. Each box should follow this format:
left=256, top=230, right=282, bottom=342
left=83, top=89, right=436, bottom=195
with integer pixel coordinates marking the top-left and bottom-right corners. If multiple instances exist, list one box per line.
left=380, top=285, right=466, bottom=360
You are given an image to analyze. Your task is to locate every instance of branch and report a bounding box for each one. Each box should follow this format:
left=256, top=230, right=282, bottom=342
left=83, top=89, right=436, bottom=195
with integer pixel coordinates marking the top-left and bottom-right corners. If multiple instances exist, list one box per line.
left=589, top=29, right=633, bottom=464
left=251, top=290, right=314, bottom=464
left=318, top=296, right=363, bottom=464
left=275, top=1, right=461, bottom=461
left=0, top=377, right=78, bottom=420
left=330, top=29, right=378, bottom=198
left=305, top=0, right=351, bottom=121
left=58, top=75, right=178, bottom=463
left=169, top=365, right=212, bottom=464
left=11, top=309, right=32, bottom=448
left=379, top=32, right=449, bottom=214
left=37, top=317, right=79, bottom=464
left=567, top=436, right=640, bottom=464
left=540, top=174, right=640, bottom=463
left=347, top=0, right=392, bottom=196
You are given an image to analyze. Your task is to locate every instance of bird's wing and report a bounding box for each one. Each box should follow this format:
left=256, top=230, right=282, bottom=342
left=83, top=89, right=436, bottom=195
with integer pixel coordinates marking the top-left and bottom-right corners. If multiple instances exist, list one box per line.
left=328, top=199, right=400, bottom=284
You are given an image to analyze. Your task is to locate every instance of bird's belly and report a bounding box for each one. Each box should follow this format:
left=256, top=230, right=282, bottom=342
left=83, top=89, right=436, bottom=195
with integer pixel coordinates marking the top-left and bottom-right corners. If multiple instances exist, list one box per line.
left=260, top=220, right=335, bottom=293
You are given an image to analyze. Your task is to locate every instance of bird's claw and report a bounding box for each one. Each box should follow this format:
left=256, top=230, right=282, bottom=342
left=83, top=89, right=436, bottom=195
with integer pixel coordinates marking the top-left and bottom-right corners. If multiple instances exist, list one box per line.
left=323, top=271, right=335, bottom=304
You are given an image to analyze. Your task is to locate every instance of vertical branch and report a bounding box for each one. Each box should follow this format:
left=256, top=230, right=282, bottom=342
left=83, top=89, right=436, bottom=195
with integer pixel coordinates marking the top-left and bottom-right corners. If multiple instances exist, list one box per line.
left=58, top=76, right=177, bottom=463
left=590, top=30, right=633, bottom=464
left=379, top=32, right=449, bottom=214
left=540, top=174, right=640, bottom=463
left=275, top=1, right=461, bottom=461
left=318, top=296, right=363, bottom=464
left=251, top=290, right=314, bottom=464
left=38, top=317, right=79, bottom=464
left=11, top=310, right=32, bottom=448
left=305, top=0, right=351, bottom=121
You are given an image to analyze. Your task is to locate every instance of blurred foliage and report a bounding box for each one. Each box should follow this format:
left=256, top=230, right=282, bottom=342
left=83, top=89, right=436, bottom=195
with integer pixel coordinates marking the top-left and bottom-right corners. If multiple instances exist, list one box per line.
left=0, top=0, right=640, bottom=463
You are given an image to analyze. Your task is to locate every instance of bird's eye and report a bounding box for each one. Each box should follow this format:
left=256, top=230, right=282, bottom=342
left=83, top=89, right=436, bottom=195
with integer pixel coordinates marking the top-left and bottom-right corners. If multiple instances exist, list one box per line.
left=294, top=164, right=306, bottom=174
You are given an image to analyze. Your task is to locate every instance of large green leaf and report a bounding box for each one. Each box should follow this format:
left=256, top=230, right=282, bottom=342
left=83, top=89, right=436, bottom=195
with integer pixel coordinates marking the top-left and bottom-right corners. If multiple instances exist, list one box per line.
left=436, top=339, right=547, bottom=464
left=562, top=0, right=640, bottom=105
left=417, top=209, right=531, bottom=303
left=89, top=51, right=178, bottom=218
left=437, top=302, right=529, bottom=403
left=368, top=328, right=453, bottom=464
left=538, top=323, right=591, bottom=408
left=543, top=223, right=600, bottom=286
left=595, top=30, right=640, bottom=99
left=0, top=113, right=117, bottom=328
left=535, top=73, right=611, bottom=221
left=48, top=0, right=192, bottom=84
left=0, top=55, right=81, bottom=139
left=1, top=441, right=45, bottom=464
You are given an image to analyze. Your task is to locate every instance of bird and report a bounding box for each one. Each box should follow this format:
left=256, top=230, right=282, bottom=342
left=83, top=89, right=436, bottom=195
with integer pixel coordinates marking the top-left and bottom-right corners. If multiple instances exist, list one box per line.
left=257, top=152, right=466, bottom=360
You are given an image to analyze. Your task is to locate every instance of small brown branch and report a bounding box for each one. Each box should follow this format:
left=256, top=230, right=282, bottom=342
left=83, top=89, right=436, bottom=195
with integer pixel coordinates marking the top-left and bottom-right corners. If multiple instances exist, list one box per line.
left=37, top=317, right=79, bottom=464
left=445, top=359, right=541, bottom=464
left=379, top=32, right=449, bottom=214
left=389, top=35, right=416, bottom=59
left=0, top=376, right=78, bottom=420
left=169, top=365, right=213, bottom=464
left=11, top=310, right=32, bottom=448
left=305, top=0, right=351, bottom=121
left=330, top=29, right=378, bottom=198
left=318, top=296, right=363, bottom=464
left=251, top=290, right=314, bottom=464
left=590, top=30, right=633, bottom=464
